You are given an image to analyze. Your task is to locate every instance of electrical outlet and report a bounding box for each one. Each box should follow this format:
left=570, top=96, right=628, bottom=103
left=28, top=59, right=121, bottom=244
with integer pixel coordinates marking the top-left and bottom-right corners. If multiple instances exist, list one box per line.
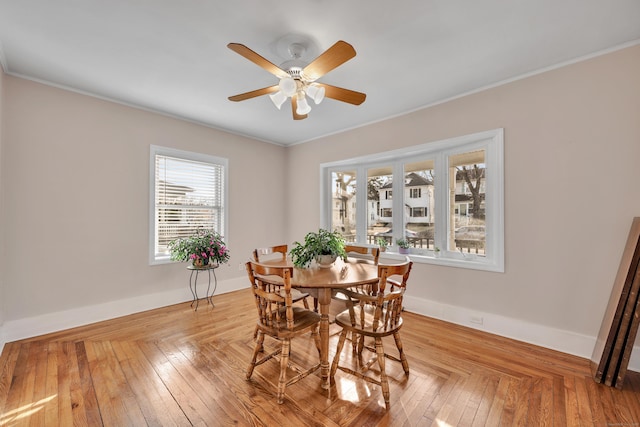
left=470, top=316, right=484, bottom=325
left=238, top=263, right=244, bottom=271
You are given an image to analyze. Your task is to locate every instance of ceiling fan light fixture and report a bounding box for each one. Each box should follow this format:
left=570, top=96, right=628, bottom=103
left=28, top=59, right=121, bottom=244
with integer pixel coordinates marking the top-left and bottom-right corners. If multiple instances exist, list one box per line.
left=269, top=91, right=287, bottom=109
left=279, top=76, right=297, bottom=97
left=296, top=93, right=312, bottom=115
left=306, top=83, right=325, bottom=104
left=227, top=40, right=365, bottom=120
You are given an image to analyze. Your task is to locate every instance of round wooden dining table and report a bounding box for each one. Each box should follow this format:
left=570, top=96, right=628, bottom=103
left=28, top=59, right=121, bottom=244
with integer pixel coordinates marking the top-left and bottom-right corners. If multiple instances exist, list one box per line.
left=257, top=257, right=379, bottom=389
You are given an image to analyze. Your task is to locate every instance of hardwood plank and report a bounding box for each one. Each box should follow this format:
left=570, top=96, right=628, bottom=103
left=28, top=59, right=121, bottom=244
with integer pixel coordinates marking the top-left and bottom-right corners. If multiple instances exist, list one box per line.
left=0, top=342, right=21, bottom=420
left=527, top=377, right=553, bottom=426
left=471, top=374, right=500, bottom=427
left=41, top=342, right=60, bottom=426
left=56, top=342, right=77, bottom=426
left=585, top=376, right=608, bottom=426
left=83, top=340, right=148, bottom=426
left=2, top=342, right=34, bottom=422
left=511, top=376, right=532, bottom=426
left=483, top=374, right=511, bottom=425
left=421, top=372, right=464, bottom=424
left=110, top=340, right=191, bottom=426
left=74, top=341, right=103, bottom=425
left=458, top=371, right=492, bottom=425
left=138, top=340, right=219, bottom=426
left=574, top=375, right=595, bottom=426
left=552, top=375, right=568, bottom=426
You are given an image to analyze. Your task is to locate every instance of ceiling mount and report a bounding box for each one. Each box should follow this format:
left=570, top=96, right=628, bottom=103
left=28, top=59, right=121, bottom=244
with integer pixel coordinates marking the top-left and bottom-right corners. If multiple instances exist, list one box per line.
left=227, top=40, right=366, bottom=120
left=288, top=43, right=305, bottom=59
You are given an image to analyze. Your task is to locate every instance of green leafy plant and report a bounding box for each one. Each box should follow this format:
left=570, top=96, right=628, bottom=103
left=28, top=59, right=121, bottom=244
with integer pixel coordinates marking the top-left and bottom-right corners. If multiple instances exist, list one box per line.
left=434, top=246, right=440, bottom=252
left=289, top=229, right=347, bottom=268
left=376, top=237, right=389, bottom=250
left=396, top=238, right=410, bottom=249
left=168, top=229, right=230, bottom=265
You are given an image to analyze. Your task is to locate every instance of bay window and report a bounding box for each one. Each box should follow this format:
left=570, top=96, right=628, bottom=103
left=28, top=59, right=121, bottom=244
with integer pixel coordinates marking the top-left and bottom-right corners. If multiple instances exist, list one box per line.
left=321, top=129, right=504, bottom=272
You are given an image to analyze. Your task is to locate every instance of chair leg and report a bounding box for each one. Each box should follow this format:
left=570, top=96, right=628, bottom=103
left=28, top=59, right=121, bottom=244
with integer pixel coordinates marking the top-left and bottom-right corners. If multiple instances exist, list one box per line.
left=312, top=324, right=322, bottom=357
left=357, top=334, right=365, bottom=355
left=330, top=329, right=349, bottom=379
left=253, top=324, right=264, bottom=352
left=350, top=332, right=359, bottom=354
left=302, top=297, right=310, bottom=309
left=247, top=330, right=265, bottom=379
left=375, top=337, right=390, bottom=410
left=277, top=338, right=291, bottom=404
left=393, top=331, right=410, bottom=375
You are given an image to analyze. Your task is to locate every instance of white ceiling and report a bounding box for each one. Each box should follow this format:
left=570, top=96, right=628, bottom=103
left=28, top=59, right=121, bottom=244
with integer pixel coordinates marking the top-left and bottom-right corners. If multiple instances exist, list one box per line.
left=0, top=1, right=639, bottom=146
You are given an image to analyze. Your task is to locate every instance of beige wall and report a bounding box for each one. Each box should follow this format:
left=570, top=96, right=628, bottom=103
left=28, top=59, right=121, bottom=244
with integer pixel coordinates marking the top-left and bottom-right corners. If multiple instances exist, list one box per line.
left=1, top=44, right=639, bottom=361
left=1, top=76, right=287, bottom=321
left=287, top=45, right=640, bottom=340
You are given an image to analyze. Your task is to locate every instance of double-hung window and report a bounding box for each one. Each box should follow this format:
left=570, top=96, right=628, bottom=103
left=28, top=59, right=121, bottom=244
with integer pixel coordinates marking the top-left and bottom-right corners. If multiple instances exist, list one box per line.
left=149, top=145, right=228, bottom=264
left=320, top=129, right=504, bottom=272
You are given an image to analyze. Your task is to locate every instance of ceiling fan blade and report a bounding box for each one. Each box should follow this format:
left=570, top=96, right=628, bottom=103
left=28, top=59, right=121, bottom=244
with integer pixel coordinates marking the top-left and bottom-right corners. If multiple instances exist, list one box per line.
left=227, top=43, right=289, bottom=79
left=291, top=97, right=307, bottom=120
left=228, top=85, right=279, bottom=102
left=316, top=83, right=366, bottom=105
left=302, top=40, right=357, bottom=82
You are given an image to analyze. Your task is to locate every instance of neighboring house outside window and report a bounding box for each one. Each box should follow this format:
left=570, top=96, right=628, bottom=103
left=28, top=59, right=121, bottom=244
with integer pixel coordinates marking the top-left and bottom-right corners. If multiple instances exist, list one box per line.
left=149, top=145, right=228, bottom=264
left=321, top=129, right=504, bottom=272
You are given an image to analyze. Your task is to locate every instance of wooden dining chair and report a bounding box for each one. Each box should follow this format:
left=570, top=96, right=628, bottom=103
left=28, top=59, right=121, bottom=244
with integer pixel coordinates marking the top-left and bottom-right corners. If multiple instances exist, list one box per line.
left=245, top=261, right=322, bottom=404
left=330, top=260, right=413, bottom=410
left=332, top=245, right=380, bottom=301
left=332, top=244, right=381, bottom=327
left=253, top=245, right=311, bottom=310
left=343, top=244, right=380, bottom=265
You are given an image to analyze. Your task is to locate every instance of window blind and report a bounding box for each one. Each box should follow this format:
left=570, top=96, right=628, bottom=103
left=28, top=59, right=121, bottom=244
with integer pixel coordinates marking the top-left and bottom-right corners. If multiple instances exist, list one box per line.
left=154, top=154, right=225, bottom=259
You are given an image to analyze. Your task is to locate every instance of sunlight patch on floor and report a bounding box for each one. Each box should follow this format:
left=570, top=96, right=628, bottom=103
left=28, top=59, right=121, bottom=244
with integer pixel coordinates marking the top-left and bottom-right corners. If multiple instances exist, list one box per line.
left=335, top=375, right=372, bottom=403
left=0, top=394, right=57, bottom=425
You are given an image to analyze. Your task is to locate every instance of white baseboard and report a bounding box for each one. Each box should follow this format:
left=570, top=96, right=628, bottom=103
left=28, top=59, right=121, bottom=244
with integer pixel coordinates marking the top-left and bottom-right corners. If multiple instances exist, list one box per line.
left=2, top=281, right=639, bottom=374
left=403, top=294, right=640, bottom=373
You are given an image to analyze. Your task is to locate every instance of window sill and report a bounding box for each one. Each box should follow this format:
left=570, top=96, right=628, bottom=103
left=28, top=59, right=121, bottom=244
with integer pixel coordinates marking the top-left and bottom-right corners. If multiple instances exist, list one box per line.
left=385, top=250, right=503, bottom=272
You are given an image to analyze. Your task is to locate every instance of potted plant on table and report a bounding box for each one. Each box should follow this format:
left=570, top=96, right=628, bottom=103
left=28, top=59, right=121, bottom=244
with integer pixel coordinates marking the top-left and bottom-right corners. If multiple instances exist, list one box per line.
left=396, top=238, right=411, bottom=254
left=168, top=229, right=230, bottom=267
left=289, top=229, right=347, bottom=268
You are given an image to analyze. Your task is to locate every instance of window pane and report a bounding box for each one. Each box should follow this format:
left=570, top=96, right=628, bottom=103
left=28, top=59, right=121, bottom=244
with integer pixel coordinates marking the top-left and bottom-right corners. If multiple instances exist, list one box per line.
left=154, top=152, right=225, bottom=260
left=331, top=171, right=357, bottom=242
left=448, top=149, right=486, bottom=256
left=404, top=160, right=435, bottom=249
left=367, top=166, right=393, bottom=244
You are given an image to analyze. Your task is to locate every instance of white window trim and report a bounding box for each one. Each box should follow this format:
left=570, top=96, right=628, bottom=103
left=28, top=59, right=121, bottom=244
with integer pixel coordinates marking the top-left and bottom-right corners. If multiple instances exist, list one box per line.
left=320, top=129, right=504, bottom=272
left=149, top=145, right=229, bottom=265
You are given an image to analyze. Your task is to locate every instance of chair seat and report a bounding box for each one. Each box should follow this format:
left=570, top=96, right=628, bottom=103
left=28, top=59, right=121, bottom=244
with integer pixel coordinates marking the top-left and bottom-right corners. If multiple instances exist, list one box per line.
left=334, top=305, right=403, bottom=337
left=257, top=307, right=321, bottom=338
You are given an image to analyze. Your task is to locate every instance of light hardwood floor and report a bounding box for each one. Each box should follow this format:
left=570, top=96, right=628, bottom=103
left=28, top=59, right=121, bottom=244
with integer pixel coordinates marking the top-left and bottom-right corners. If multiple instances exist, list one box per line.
left=2, top=288, right=640, bottom=426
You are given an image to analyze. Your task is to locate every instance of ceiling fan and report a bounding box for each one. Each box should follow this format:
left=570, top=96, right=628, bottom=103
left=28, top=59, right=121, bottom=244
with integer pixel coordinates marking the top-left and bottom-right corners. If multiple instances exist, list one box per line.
left=227, top=40, right=366, bottom=120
